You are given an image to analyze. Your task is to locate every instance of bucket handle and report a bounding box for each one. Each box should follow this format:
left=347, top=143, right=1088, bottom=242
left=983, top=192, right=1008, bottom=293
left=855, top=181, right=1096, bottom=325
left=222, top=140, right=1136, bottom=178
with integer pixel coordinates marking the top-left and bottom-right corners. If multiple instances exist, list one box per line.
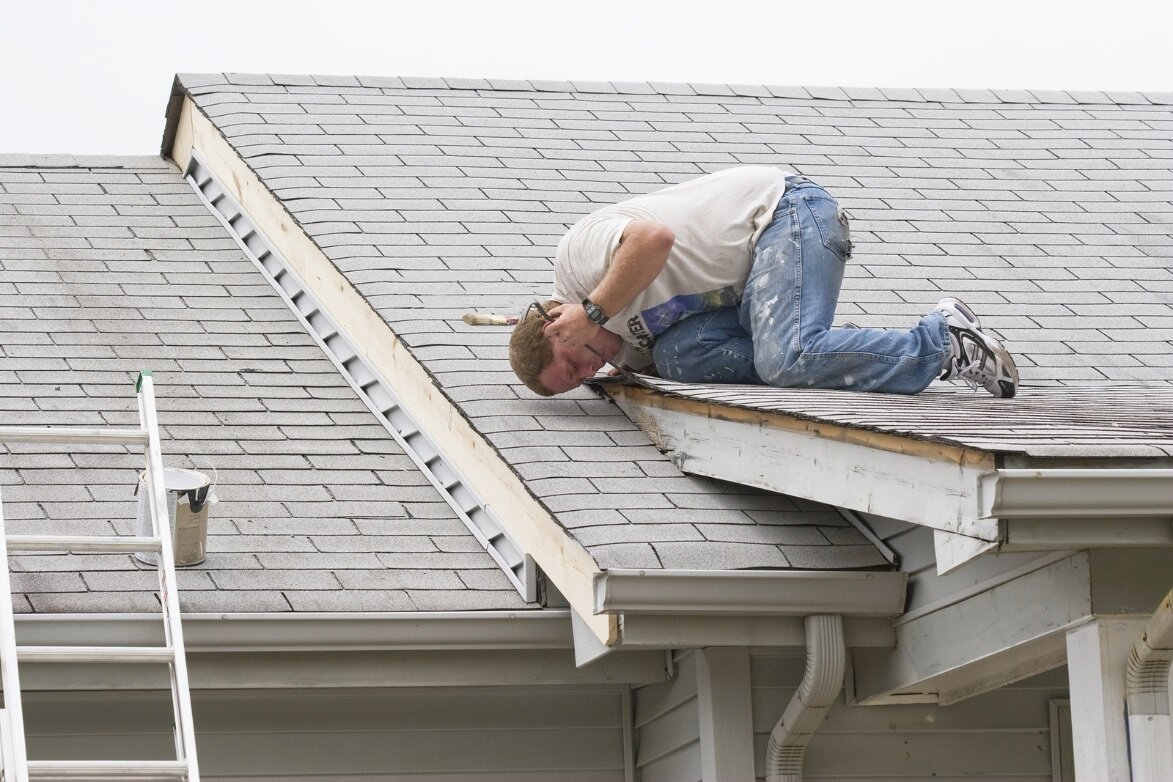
left=157, top=457, right=218, bottom=513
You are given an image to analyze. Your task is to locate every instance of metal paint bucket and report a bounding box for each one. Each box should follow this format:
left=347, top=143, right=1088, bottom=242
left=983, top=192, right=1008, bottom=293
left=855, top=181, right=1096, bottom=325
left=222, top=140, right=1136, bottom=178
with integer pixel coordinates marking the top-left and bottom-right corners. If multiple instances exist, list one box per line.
left=135, top=467, right=214, bottom=567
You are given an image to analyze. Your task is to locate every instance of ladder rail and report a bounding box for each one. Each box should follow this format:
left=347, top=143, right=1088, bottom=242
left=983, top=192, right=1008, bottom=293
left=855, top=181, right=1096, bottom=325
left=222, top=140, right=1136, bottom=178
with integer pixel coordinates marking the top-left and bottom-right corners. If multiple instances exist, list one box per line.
left=0, top=489, right=31, bottom=782
left=137, top=372, right=200, bottom=782
left=27, top=759, right=189, bottom=779
left=0, top=371, right=200, bottom=781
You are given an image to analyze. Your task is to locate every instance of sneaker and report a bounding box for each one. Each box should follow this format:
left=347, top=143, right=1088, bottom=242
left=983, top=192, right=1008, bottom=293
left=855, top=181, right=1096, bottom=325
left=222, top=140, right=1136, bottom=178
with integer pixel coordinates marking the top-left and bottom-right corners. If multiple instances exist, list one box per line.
left=936, top=297, right=981, bottom=331
left=937, top=298, right=1019, bottom=398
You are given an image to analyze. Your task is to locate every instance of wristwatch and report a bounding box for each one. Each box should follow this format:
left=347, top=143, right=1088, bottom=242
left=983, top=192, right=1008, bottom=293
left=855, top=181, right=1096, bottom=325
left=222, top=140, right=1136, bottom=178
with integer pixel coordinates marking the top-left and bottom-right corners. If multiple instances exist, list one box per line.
left=582, top=297, right=609, bottom=325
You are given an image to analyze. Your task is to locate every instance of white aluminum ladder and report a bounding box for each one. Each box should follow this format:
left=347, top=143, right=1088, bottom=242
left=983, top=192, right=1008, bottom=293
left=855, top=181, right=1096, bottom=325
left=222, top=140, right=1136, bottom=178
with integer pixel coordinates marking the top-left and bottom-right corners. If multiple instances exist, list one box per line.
left=0, top=371, right=200, bottom=781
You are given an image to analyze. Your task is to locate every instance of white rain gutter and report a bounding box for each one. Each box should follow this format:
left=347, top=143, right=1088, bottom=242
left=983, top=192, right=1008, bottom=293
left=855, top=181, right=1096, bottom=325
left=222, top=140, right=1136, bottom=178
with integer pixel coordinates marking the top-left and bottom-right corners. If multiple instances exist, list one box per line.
left=981, top=469, right=1173, bottom=518
left=594, top=570, right=906, bottom=617
left=15, top=611, right=568, bottom=652
left=1126, top=590, right=1173, bottom=782
left=764, top=615, right=845, bottom=782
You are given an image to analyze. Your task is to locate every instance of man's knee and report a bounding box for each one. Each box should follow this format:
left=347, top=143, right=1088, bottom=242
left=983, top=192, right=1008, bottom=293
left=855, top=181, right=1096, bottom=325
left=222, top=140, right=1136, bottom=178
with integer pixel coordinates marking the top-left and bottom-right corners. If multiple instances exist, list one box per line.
left=752, top=328, right=828, bottom=387
left=653, top=309, right=759, bottom=384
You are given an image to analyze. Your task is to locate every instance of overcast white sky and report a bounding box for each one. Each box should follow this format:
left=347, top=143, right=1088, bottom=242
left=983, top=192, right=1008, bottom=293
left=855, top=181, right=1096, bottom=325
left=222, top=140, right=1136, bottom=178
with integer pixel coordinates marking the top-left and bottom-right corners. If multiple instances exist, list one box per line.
left=2, top=0, right=1170, bottom=155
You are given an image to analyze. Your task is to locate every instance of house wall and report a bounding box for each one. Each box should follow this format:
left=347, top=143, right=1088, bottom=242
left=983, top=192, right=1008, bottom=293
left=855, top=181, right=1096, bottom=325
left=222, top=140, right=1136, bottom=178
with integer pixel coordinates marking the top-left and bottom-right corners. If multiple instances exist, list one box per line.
left=23, top=685, right=629, bottom=781
left=633, top=650, right=702, bottom=782
left=752, top=653, right=1069, bottom=781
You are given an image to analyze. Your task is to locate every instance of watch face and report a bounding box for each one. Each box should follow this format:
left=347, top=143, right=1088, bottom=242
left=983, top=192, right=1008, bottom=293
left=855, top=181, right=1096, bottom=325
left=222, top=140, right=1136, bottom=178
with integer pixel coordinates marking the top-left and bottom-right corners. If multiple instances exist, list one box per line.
left=584, top=300, right=607, bottom=324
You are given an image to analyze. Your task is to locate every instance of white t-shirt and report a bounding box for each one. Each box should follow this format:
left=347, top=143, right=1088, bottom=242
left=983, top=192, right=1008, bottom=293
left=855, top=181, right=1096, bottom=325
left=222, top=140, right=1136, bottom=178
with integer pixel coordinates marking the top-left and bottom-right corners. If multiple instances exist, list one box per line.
left=552, top=166, right=791, bottom=369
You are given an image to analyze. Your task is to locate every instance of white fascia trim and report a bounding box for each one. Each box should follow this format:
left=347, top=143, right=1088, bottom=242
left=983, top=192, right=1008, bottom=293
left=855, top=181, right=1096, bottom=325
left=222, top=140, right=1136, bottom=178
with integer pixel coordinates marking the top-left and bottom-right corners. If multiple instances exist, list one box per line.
left=14, top=611, right=570, bottom=652
left=981, top=469, right=1173, bottom=518
left=612, top=387, right=1173, bottom=564
left=594, top=569, right=906, bottom=617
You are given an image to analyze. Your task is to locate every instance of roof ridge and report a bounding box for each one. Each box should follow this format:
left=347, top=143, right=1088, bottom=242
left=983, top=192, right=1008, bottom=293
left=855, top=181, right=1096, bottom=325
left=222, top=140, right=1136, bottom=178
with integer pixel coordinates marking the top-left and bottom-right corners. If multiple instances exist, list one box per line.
left=175, top=72, right=1173, bottom=106
left=0, top=154, right=174, bottom=170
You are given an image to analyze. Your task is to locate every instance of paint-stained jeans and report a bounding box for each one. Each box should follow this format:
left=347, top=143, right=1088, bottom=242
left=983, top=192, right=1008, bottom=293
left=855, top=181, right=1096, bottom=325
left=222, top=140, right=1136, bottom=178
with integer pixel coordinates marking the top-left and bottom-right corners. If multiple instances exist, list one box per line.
left=653, top=178, right=950, bottom=394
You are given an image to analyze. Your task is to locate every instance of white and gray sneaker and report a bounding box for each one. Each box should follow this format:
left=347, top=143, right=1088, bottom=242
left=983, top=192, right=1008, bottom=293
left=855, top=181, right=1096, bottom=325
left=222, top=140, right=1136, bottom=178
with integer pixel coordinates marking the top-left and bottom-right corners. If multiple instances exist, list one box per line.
left=936, top=297, right=1019, bottom=398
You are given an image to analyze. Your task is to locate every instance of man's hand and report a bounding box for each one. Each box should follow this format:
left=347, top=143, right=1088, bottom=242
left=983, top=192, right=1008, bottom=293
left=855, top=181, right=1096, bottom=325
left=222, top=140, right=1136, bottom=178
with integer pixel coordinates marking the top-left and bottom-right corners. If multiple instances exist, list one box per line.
left=544, top=302, right=602, bottom=348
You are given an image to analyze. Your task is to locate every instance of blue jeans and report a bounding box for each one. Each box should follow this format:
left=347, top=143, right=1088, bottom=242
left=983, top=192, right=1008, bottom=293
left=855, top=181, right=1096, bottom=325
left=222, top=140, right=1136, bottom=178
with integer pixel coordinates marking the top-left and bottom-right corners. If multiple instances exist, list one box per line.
left=653, top=178, right=949, bottom=394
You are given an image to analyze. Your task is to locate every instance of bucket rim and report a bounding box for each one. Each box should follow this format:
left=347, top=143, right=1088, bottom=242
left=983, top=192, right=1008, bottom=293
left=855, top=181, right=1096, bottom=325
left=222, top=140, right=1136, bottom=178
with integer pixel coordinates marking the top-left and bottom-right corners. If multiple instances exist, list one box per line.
left=138, top=466, right=211, bottom=492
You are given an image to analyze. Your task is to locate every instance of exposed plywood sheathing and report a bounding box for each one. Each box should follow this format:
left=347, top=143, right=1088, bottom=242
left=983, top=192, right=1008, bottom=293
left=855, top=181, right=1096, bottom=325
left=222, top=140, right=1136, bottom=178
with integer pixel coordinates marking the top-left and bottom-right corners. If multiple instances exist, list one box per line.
left=168, top=96, right=618, bottom=645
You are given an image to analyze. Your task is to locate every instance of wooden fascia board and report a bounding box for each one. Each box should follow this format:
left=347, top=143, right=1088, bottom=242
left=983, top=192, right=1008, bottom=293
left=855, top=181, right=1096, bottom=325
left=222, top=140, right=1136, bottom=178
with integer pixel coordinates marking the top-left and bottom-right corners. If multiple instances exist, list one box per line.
left=849, top=553, right=1092, bottom=706
left=166, top=95, right=616, bottom=647
left=609, top=385, right=998, bottom=540
left=595, top=569, right=907, bottom=617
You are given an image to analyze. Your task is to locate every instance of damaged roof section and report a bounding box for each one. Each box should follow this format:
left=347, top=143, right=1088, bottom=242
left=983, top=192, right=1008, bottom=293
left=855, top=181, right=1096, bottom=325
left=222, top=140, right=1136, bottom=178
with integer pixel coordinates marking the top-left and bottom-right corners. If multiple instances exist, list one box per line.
left=167, top=73, right=926, bottom=573
left=0, top=155, right=531, bottom=614
left=610, top=379, right=1173, bottom=459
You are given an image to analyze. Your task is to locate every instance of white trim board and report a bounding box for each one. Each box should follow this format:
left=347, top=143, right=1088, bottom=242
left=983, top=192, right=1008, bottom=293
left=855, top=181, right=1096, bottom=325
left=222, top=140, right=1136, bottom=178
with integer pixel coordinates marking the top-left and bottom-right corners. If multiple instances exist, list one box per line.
left=850, top=553, right=1092, bottom=706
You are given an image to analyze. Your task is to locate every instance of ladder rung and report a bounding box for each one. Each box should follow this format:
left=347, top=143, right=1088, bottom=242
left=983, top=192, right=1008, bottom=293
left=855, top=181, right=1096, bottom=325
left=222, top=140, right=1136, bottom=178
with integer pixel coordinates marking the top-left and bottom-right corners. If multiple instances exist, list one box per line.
left=27, top=759, right=188, bottom=779
left=0, top=427, right=148, bottom=446
left=17, top=646, right=174, bottom=664
left=6, top=535, right=163, bottom=554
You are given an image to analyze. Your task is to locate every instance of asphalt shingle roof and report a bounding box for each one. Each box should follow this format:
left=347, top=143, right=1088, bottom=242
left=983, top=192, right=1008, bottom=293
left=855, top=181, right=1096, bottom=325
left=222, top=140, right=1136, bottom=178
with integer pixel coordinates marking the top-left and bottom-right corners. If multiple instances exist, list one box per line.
left=175, top=75, right=1173, bottom=387
left=0, top=156, right=532, bottom=613
left=174, top=74, right=893, bottom=572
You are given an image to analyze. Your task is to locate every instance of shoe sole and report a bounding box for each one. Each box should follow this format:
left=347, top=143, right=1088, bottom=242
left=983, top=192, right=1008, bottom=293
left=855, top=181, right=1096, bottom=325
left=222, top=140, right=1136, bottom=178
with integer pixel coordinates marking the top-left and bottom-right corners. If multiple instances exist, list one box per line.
left=945, top=325, right=1019, bottom=398
left=988, top=338, right=1019, bottom=398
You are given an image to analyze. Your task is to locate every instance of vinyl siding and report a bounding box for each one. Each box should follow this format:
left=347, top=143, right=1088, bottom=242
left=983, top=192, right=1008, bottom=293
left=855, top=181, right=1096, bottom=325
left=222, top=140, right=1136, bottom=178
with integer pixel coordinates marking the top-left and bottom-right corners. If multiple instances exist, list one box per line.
left=22, top=686, right=628, bottom=780
left=752, top=652, right=1069, bottom=780
left=633, top=650, right=701, bottom=782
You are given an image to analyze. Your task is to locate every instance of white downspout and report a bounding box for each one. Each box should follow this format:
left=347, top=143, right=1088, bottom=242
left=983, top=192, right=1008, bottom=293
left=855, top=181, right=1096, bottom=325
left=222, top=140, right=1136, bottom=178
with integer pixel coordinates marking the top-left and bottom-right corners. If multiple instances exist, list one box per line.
left=1126, top=590, right=1173, bottom=782
left=765, top=615, right=845, bottom=782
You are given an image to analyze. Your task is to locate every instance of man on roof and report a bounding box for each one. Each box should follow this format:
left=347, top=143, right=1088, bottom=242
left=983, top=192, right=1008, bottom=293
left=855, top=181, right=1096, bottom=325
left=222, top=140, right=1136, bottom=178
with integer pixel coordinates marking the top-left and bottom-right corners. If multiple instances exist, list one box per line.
left=509, top=166, right=1018, bottom=398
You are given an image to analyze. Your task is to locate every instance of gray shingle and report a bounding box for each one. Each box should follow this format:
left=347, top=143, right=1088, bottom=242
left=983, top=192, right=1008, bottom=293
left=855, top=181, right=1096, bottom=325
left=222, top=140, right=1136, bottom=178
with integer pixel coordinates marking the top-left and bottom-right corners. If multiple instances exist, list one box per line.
left=0, top=160, right=539, bottom=614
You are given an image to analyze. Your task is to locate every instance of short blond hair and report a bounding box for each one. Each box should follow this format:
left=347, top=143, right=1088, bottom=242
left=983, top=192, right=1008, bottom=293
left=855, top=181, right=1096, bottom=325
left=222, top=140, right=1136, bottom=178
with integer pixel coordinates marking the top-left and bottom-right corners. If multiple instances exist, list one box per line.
left=509, top=300, right=560, bottom=396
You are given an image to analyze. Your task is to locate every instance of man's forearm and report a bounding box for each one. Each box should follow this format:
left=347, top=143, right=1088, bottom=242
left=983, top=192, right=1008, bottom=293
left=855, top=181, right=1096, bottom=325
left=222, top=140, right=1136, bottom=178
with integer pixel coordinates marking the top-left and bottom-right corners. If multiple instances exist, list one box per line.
left=588, top=220, right=674, bottom=317
left=545, top=219, right=674, bottom=349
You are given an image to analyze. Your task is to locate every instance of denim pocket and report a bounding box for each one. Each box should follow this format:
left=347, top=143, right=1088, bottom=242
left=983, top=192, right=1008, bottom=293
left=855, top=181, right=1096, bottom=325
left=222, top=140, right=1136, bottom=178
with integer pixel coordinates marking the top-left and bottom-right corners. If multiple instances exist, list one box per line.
left=803, top=194, right=853, bottom=262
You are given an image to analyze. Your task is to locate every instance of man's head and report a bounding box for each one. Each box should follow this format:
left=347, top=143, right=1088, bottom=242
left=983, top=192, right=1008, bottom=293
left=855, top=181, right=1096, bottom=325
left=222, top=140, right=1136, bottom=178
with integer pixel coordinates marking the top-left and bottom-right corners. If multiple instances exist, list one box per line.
left=509, top=301, right=621, bottom=396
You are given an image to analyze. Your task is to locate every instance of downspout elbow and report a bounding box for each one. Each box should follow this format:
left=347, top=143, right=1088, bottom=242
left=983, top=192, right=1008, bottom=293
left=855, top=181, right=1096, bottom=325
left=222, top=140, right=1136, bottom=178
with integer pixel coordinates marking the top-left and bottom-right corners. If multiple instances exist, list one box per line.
left=765, top=614, right=845, bottom=782
left=1125, top=590, right=1173, bottom=782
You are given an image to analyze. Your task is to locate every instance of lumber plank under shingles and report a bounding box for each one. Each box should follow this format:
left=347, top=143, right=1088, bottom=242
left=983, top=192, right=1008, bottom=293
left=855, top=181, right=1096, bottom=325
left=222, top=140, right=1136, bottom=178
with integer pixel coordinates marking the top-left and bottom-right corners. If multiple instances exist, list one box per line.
left=616, top=378, right=1173, bottom=459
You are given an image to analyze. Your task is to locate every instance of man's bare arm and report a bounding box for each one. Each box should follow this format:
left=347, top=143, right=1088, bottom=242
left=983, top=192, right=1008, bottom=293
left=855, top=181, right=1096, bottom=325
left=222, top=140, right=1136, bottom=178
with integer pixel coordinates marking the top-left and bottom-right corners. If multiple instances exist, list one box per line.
left=546, top=219, right=675, bottom=347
